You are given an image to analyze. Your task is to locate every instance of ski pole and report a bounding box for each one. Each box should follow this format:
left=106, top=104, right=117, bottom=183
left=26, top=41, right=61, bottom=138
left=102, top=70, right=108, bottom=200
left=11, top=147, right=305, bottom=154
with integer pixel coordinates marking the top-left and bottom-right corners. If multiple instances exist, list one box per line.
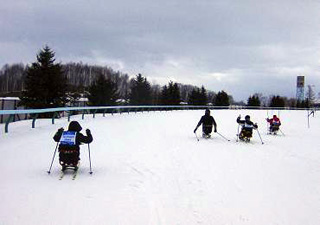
left=266, top=111, right=269, bottom=133
left=256, top=129, right=264, bottom=145
left=47, top=142, right=59, bottom=174
left=236, top=114, right=241, bottom=142
left=194, top=131, right=199, bottom=141
left=236, top=124, right=240, bottom=142
left=216, top=132, right=230, bottom=141
left=88, top=143, right=93, bottom=174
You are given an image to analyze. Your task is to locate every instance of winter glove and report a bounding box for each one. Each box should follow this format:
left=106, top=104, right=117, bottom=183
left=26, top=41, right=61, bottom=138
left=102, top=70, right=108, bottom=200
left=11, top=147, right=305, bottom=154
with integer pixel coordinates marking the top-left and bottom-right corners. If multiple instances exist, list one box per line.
left=86, top=129, right=91, bottom=135
left=214, top=128, right=217, bottom=133
left=58, top=127, right=64, bottom=133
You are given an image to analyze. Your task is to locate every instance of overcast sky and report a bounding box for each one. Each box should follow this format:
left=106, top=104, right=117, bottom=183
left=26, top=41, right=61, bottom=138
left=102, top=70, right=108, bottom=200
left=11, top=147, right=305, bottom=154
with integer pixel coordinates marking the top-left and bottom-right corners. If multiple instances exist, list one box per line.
left=1, top=0, right=320, bottom=101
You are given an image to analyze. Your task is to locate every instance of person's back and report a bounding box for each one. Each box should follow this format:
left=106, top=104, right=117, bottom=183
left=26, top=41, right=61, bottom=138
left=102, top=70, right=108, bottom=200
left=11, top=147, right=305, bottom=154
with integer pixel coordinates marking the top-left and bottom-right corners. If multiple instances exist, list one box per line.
left=53, top=121, right=93, bottom=170
left=201, top=114, right=215, bottom=127
left=194, top=109, right=217, bottom=138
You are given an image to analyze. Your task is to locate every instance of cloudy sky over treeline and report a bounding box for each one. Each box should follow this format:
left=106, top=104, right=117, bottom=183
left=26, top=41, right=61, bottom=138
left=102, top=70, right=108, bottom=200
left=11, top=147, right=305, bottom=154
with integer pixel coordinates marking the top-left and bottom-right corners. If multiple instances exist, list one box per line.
left=1, top=0, right=320, bottom=101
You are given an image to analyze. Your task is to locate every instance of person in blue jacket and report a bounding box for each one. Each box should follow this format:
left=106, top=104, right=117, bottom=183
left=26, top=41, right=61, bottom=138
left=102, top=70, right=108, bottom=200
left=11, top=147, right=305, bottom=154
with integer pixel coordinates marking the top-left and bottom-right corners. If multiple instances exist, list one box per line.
left=53, top=121, right=93, bottom=171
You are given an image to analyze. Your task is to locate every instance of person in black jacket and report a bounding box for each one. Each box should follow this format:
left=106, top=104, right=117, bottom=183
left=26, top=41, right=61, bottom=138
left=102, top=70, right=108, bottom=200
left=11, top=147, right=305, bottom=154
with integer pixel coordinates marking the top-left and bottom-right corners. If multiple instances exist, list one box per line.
left=53, top=121, right=93, bottom=171
left=194, top=109, right=217, bottom=138
left=237, top=115, right=258, bottom=141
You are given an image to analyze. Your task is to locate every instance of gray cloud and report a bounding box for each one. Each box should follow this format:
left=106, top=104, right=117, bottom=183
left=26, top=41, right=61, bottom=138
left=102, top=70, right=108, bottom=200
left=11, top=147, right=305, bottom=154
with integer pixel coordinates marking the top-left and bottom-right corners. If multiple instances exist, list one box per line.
left=1, top=0, right=320, bottom=101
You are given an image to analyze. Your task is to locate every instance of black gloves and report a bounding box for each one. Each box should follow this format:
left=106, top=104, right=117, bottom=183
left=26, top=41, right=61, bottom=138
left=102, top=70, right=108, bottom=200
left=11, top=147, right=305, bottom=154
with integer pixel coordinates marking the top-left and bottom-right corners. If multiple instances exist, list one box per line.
left=86, top=129, right=91, bottom=135
left=214, top=128, right=217, bottom=133
left=58, top=127, right=64, bottom=133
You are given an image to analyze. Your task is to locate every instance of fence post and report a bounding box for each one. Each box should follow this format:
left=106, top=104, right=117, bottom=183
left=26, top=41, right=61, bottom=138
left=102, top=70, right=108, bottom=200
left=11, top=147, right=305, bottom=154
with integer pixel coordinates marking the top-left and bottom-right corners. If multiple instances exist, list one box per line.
left=67, top=111, right=72, bottom=122
left=32, top=114, right=38, bottom=128
left=5, top=114, right=14, bottom=133
left=52, top=112, right=59, bottom=124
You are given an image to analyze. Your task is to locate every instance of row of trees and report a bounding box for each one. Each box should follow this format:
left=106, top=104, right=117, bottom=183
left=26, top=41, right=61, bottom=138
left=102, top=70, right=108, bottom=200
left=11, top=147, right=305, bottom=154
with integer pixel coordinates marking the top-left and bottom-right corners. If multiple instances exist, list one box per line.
left=0, top=46, right=316, bottom=109
left=247, top=93, right=315, bottom=108
left=6, top=46, right=232, bottom=109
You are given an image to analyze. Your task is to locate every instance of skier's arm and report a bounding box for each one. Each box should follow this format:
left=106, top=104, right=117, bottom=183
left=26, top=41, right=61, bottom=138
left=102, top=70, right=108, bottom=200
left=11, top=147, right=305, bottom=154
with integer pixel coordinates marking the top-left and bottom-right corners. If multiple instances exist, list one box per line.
left=237, top=116, right=244, bottom=124
left=53, top=128, right=64, bottom=142
left=78, top=129, right=93, bottom=144
left=213, top=118, right=217, bottom=132
left=194, top=117, right=203, bottom=133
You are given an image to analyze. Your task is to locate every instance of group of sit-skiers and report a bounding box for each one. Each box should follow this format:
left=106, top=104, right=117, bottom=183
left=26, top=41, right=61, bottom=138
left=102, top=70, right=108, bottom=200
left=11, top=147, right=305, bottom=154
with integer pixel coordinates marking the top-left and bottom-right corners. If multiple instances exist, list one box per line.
left=193, top=109, right=281, bottom=141
left=52, top=109, right=281, bottom=172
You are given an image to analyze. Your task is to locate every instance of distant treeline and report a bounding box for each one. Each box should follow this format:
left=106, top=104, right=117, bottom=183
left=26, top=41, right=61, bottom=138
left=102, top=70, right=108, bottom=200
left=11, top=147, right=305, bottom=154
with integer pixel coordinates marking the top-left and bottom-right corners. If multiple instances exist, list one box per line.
left=0, top=46, right=315, bottom=108
left=0, top=62, right=219, bottom=104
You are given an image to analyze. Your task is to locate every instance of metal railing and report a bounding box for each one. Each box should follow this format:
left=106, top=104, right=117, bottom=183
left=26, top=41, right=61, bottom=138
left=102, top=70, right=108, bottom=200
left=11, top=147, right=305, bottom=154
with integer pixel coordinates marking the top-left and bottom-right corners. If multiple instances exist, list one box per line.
left=0, top=105, right=314, bottom=133
left=0, top=105, right=211, bottom=133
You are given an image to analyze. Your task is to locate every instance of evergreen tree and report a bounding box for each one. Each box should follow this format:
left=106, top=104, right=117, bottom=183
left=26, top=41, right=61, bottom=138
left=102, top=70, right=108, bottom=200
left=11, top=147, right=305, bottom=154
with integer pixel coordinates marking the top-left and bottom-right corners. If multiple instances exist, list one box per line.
left=269, top=95, right=285, bottom=108
left=20, top=46, right=67, bottom=109
left=161, top=85, right=170, bottom=105
left=171, top=82, right=181, bottom=105
left=188, top=88, right=201, bottom=105
left=129, top=74, right=152, bottom=105
left=87, top=73, right=118, bottom=106
left=187, top=86, right=207, bottom=105
left=247, top=94, right=261, bottom=106
left=199, top=86, right=208, bottom=105
left=161, top=81, right=181, bottom=105
left=213, top=91, right=230, bottom=106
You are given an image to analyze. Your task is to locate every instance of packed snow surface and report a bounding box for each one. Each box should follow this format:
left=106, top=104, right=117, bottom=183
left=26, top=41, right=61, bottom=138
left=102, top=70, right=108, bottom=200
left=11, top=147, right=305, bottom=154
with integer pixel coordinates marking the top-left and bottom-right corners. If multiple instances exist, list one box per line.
left=1, top=109, right=320, bottom=225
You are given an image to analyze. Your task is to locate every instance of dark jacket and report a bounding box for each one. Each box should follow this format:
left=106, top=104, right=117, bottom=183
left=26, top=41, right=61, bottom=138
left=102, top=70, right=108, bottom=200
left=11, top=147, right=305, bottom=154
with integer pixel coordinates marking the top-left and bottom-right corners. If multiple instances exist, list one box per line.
left=53, top=121, right=93, bottom=151
left=237, top=117, right=258, bottom=132
left=196, top=114, right=217, bottom=133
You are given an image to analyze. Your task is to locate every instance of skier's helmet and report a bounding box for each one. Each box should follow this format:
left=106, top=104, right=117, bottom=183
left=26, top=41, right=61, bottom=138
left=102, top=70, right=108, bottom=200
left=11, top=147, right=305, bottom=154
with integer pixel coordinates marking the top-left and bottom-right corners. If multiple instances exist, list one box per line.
left=205, top=109, right=210, bottom=115
left=68, top=121, right=82, bottom=132
left=245, top=115, right=250, bottom=120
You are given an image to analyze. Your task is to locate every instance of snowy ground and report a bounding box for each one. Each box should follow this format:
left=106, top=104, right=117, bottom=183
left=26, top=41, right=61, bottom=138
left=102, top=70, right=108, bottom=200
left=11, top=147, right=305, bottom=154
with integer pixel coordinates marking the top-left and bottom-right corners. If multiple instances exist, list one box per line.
left=1, top=109, right=320, bottom=225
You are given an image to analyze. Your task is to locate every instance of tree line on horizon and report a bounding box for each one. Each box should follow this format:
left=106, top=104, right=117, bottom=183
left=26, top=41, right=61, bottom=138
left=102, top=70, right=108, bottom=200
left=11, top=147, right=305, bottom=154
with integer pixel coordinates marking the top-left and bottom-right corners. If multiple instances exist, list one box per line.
left=0, top=46, right=316, bottom=109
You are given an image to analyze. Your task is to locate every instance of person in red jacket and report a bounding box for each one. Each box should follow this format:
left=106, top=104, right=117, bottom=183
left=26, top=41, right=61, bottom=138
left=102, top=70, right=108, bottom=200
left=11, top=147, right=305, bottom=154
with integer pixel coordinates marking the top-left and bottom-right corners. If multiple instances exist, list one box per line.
left=266, top=115, right=281, bottom=134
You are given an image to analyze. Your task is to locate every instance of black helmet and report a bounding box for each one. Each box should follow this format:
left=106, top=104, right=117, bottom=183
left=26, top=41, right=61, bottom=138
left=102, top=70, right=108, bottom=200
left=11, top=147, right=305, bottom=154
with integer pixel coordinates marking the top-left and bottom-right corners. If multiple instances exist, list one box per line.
left=205, top=109, right=210, bottom=115
left=245, top=115, right=250, bottom=120
left=68, top=121, right=82, bottom=132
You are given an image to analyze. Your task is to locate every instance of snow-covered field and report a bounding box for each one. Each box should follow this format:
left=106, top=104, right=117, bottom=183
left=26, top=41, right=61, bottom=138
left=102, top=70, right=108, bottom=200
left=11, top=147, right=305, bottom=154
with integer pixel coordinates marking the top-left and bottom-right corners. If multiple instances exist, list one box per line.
left=1, top=109, right=320, bottom=225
